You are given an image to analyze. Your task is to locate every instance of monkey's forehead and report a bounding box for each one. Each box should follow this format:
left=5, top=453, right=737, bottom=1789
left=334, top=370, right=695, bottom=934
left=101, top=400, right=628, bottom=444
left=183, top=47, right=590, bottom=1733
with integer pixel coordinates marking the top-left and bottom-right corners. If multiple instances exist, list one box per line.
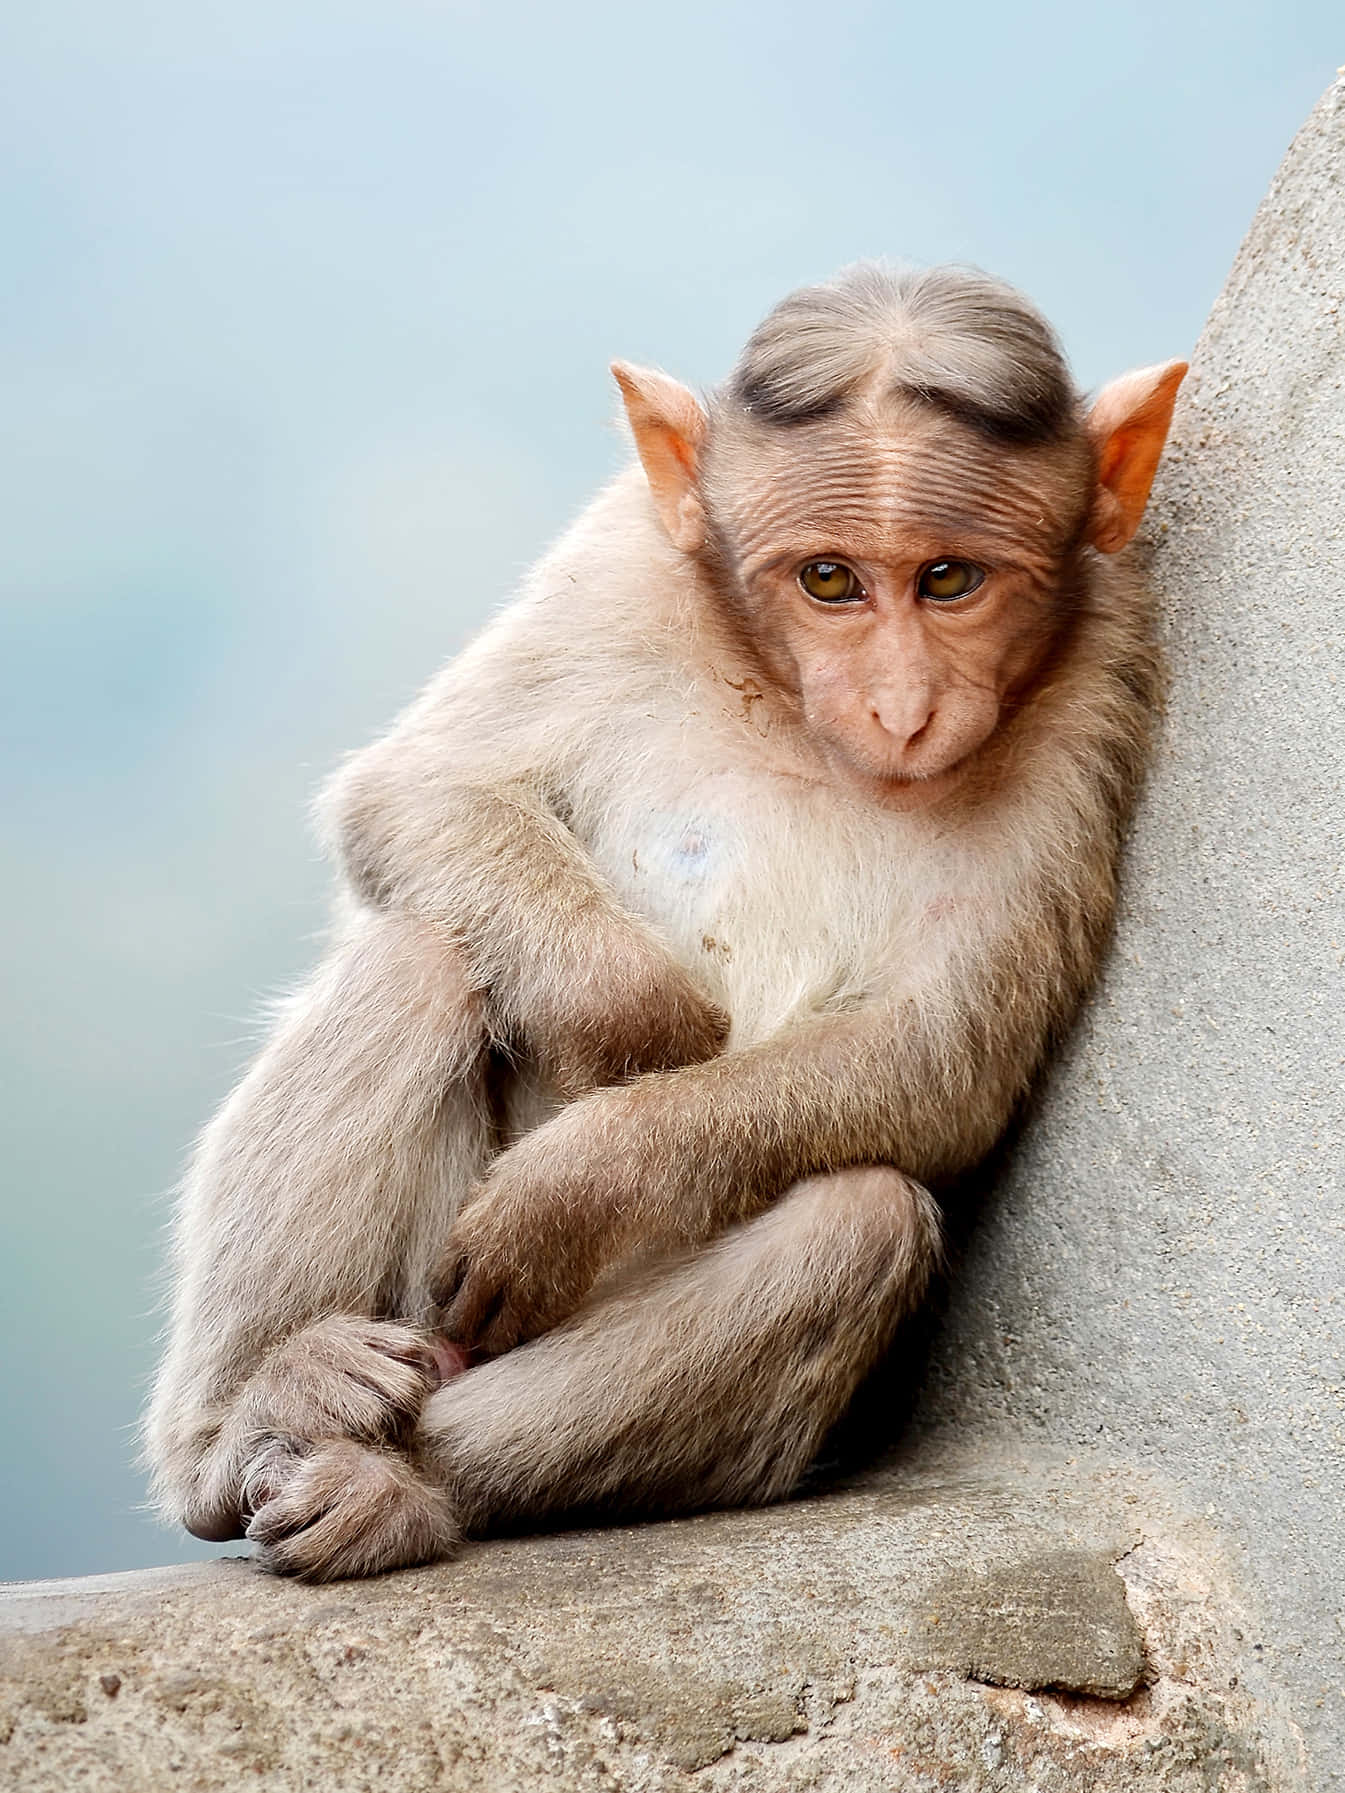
left=705, top=404, right=1091, bottom=576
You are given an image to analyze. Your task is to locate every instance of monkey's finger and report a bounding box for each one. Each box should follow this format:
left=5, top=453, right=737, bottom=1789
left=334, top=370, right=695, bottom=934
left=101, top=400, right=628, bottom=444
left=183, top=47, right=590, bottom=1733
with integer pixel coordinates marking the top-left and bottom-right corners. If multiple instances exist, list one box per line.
left=240, top=1436, right=310, bottom=1526
left=335, top=1329, right=441, bottom=1430
left=360, top=1321, right=442, bottom=1376
left=476, top=1298, right=529, bottom=1357
left=247, top=1490, right=323, bottom=1551
left=442, top=1276, right=506, bottom=1349
left=432, top=1250, right=470, bottom=1309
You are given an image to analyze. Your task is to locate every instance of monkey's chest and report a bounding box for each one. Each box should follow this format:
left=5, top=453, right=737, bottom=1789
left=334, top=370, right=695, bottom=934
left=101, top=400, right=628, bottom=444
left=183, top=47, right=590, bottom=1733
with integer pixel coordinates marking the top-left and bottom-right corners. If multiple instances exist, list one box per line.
left=581, top=773, right=941, bottom=1049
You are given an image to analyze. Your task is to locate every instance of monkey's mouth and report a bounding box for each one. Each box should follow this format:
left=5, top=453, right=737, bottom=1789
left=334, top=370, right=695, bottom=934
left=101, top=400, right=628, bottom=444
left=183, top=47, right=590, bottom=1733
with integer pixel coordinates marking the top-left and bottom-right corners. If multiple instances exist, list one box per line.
left=822, top=736, right=978, bottom=803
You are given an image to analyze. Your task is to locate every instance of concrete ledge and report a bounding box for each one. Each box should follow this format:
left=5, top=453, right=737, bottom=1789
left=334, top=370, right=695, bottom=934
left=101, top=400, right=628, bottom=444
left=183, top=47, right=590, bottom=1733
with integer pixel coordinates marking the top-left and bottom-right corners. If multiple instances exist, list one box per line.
left=0, top=1447, right=1304, bottom=1791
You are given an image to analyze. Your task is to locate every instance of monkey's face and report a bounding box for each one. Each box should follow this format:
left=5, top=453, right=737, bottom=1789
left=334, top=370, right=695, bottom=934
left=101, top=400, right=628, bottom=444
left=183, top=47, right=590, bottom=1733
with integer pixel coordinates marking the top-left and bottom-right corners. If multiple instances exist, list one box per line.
left=707, top=402, right=1090, bottom=792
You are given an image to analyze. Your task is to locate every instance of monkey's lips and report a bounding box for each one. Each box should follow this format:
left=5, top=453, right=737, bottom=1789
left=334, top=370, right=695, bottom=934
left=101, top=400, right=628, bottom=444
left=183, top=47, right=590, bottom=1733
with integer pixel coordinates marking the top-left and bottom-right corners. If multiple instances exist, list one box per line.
left=821, top=736, right=980, bottom=806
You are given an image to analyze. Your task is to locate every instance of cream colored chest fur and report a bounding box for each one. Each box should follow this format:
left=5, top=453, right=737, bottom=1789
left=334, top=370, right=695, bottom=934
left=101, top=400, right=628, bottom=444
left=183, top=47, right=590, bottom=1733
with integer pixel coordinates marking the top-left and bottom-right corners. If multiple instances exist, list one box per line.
left=573, top=722, right=981, bottom=1051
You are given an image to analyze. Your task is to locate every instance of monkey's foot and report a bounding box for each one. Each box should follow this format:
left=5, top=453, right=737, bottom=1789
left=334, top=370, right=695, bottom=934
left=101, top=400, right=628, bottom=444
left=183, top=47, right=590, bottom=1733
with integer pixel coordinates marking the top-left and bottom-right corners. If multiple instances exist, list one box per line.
left=173, top=1319, right=469, bottom=1548
left=243, top=1439, right=460, bottom=1581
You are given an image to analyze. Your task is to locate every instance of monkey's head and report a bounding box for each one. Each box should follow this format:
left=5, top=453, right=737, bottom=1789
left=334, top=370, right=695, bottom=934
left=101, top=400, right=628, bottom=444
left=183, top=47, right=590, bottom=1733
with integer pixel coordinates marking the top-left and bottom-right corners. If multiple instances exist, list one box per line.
left=614, top=265, right=1185, bottom=794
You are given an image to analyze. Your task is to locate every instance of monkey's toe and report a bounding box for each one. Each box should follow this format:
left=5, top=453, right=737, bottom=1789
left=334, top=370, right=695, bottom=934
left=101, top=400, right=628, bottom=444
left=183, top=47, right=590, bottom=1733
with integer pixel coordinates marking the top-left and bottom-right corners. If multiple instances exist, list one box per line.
left=245, top=1440, right=459, bottom=1581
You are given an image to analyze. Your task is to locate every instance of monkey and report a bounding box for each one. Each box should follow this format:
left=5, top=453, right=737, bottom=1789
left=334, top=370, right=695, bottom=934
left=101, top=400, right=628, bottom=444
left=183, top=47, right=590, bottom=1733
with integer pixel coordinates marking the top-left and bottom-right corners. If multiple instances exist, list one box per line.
left=145, top=263, right=1186, bottom=1582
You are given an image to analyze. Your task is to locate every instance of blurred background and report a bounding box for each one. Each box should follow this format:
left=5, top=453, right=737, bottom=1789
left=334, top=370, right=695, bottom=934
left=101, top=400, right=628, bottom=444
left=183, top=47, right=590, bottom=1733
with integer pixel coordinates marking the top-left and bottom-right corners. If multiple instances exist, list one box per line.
left=1, top=0, right=1339, bottom=1580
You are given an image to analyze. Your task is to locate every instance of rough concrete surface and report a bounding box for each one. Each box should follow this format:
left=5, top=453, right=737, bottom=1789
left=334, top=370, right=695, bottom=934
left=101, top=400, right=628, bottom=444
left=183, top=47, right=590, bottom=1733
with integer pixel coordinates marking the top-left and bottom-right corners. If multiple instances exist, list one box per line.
left=917, top=72, right=1345, bottom=1793
left=0, top=1450, right=1305, bottom=1791
left=3, top=68, right=1341, bottom=1793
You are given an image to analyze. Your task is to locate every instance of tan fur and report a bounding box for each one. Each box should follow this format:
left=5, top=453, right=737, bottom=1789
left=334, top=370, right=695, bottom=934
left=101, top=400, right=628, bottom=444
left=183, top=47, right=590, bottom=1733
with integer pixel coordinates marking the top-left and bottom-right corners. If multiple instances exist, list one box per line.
left=145, top=265, right=1182, bottom=1581
left=242, top=1437, right=459, bottom=1581
left=144, top=907, right=493, bottom=1542
left=432, top=1168, right=943, bottom=1529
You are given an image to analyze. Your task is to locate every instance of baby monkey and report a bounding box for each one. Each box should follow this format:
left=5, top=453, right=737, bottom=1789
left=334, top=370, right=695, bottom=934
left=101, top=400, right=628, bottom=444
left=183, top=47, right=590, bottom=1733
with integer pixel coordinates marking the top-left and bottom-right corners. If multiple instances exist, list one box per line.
left=147, top=265, right=1185, bottom=1579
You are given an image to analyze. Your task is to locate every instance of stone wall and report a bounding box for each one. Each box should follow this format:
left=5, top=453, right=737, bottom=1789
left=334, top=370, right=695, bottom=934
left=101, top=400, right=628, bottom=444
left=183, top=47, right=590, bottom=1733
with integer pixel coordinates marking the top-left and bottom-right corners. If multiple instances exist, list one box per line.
left=917, top=70, right=1345, bottom=1793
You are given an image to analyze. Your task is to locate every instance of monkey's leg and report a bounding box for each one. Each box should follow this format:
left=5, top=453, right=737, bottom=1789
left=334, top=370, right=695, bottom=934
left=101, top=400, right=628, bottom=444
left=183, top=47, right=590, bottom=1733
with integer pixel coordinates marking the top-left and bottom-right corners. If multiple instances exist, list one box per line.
left=247, top=1167, right=940, bottom=1576
left=145, top=906, right=492, bottom=1549
left=444, top=1167, right=941, bottom=1524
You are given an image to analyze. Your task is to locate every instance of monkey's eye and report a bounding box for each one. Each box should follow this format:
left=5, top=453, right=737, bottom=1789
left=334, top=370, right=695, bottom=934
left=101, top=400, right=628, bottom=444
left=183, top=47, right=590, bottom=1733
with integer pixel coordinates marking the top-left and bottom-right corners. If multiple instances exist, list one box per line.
left=917, top=559, right=985, bottom=602
left=799, top=561, right=864, bottom=604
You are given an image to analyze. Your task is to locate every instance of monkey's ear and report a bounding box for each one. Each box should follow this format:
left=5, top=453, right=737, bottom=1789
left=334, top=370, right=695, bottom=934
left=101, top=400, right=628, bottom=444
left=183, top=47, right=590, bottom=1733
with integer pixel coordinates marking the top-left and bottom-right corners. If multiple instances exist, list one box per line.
left=612, top=361, right=709, bottom=554
left=1085, top=359, right=1189, bottom=553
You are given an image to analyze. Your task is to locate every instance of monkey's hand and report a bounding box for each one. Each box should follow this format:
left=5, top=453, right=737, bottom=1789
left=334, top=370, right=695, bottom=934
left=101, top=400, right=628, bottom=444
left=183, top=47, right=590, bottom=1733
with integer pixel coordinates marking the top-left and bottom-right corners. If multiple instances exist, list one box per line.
left=434, top=1084, right=697, bottom=1353
left=435, top=1011, right=914, bottom=1354
left=182, top=1317, right=465, bottom=1545
left=517, top=925, right=730, bottom=1095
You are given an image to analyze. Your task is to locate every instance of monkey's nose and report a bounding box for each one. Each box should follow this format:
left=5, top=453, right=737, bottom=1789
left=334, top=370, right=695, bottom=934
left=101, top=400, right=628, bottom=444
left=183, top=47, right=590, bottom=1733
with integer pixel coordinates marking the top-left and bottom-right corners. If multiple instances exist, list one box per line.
left=870, top=698, right=935, bottom=756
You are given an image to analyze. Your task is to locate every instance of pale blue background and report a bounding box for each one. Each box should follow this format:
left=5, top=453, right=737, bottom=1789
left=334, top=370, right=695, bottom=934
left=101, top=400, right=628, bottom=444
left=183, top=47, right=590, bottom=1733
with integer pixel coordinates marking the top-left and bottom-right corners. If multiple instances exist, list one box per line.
left=2, top=1, right=1339, bottom=1579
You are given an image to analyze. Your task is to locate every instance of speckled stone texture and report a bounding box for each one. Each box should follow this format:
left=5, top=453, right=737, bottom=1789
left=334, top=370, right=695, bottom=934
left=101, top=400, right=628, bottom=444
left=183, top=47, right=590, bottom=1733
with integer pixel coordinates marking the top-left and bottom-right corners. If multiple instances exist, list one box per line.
left=0, top=1451, right=1305, bottom=1790
left=917, top=71, right=1345, bottom=1793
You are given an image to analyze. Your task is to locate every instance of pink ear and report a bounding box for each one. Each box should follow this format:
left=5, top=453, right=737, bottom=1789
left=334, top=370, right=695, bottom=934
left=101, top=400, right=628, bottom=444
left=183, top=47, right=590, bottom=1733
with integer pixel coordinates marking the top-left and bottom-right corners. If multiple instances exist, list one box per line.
left=1086, top=359, right=1189, bottom=553
left=611, top=361, right=709, bottom=554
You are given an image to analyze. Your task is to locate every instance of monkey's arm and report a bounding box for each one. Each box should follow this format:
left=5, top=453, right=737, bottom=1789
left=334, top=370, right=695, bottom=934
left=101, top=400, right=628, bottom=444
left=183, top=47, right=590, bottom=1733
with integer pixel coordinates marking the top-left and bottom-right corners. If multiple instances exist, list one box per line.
left=438, top=962, right=1048, bottom=1354
left=327, top=734, right=727, bottom=1093
left=144, top=908, right=487, bottom=1545
left=248, top=1165, right=944, bottom=1575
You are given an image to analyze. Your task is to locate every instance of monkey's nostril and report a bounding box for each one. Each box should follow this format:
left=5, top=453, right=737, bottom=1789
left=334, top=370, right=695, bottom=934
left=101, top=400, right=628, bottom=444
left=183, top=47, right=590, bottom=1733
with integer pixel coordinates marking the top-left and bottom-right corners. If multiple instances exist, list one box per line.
left=872, top=706, right=933, bottom=751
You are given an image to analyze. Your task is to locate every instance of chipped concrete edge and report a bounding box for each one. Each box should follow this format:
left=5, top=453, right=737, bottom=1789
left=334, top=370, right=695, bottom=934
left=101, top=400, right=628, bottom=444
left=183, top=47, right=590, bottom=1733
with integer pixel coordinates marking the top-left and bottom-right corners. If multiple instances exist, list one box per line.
left=0, top=1448, right=1313, bottom=1791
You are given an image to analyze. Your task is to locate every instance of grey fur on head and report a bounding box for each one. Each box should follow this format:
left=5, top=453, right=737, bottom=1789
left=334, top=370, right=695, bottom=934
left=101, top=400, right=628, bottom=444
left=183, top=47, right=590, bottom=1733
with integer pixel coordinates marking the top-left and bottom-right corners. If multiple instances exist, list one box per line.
left=723, top=263, right=1079, bottom=444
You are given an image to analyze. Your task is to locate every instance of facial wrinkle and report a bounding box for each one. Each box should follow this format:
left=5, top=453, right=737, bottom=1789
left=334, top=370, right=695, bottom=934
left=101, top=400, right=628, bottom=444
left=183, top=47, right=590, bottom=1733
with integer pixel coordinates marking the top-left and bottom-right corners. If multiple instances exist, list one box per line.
left=725, top=430, right=1076, bottom=588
